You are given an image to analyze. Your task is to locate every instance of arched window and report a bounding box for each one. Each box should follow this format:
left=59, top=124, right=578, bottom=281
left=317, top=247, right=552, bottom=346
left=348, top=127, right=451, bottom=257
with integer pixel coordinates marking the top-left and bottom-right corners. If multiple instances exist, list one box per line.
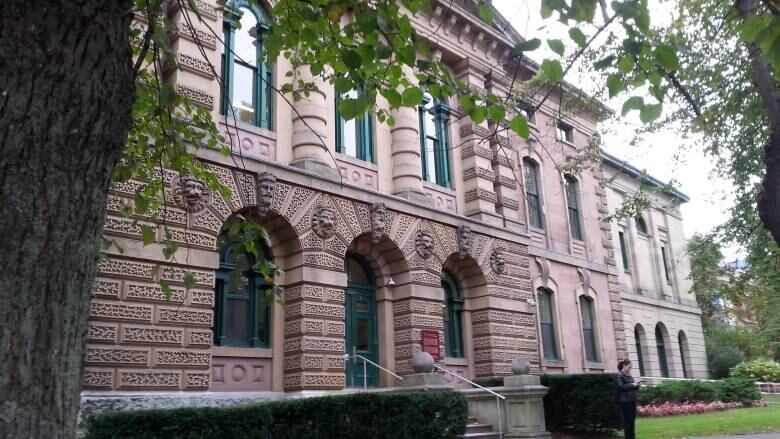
left=336, top=88, right=374, bottom=162
left=442, top=273, right=464, bottom=358
left=634, top=324, right=646, bottom=376
left=678, top=330, right=689, bottom=378
left=524, top=159, right=544, bottom=229
left=538, top=288, right=559, bottom=360
left=565, top=175, right=583, bottom=240
left=419, top=93, right=452, bottom=187
left=656, top=324, right=670, bottom=377
left=214, top=235, right=272, bottom=347
left=221, top=1, right=273, bottom=129
left=635, top=216, right=649, bottom=235
left=580, top=296, right=598, bottom=362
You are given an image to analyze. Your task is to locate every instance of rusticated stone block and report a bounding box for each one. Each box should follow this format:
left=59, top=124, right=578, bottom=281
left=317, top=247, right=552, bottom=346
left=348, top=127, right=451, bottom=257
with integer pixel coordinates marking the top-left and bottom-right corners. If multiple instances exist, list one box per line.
left=283, top=372, right=345, bottom=390
left=96, top=258, right=155, bottom=280
left=87, top=322, right=119, bottom=343
left=187, top=329, right=213, bottom=346
left=118, top=369, right=182, bottom=388
left=157, top=307, right=213, bottom=327
left=83, top=368, right=114, bottom=388
left=185, top=371, right=211, bottom=389
left=154, top=349, right=211, bottom=368
left=90, top=301, right=153, bottom=322
left=160, top=266, right=215, bottom=287
left=85, top=346, right=150, bottom=366
left=91, top=278, right=121, bottom=298
left=189, top=289, right=215, bottom=307
left=284, top=302, right=345, bottom=320
left=125, top=281, right=185, bottom=303
left=122, top=325, right=184, bottom=345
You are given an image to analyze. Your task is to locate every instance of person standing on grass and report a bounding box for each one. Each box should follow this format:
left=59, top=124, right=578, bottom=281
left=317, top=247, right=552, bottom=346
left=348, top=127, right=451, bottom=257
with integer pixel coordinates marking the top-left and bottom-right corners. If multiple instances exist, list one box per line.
left=616, top=359, right=642, bottom=439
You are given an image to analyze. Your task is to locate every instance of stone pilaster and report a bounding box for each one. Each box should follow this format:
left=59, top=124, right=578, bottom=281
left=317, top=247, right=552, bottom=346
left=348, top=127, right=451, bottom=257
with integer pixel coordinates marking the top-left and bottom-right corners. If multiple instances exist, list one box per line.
left=392, top=297, right=445, bottom=374
left=390, top=66, right=428, bottom=204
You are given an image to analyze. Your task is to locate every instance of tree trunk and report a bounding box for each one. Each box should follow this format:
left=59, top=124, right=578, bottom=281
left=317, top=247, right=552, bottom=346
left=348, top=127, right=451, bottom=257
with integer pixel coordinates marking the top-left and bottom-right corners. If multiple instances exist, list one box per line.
left=0, top=1, right=134, bottom=437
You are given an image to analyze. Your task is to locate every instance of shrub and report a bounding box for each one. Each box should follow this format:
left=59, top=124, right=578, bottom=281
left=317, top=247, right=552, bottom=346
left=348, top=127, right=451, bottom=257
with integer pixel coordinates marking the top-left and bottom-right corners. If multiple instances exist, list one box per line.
left=638, top=378, right=760, bottom=406
left=718, top=377, right=762, bottom=404
left=708, top=344, right=745, bottom=379
left=84, top=390, right=467, bottom=439
left=730, top=358, right=780, bottom=382
left=541, top=373, right=622, bottom=434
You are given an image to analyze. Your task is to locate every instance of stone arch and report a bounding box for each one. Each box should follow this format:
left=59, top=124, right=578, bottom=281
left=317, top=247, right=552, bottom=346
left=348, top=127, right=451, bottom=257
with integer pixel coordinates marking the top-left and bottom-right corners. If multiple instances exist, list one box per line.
left=347, top=233, right=411, bottom=290
left=678, top=329, right=691, bottom=378
left=441, top=253, right=488, bottom=299
left=633, top=323, right=649, bottom=377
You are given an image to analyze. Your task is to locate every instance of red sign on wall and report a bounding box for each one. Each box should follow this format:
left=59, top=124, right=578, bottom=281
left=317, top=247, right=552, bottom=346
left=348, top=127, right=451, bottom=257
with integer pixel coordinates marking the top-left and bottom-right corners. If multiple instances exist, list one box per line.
left=420, top=330, right=441, bottom=360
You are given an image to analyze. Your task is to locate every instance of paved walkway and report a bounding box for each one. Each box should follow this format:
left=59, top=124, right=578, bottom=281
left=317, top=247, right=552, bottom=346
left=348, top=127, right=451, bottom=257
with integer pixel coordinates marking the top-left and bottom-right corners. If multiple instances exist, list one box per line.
left=690, top=434, right=780, bottom=439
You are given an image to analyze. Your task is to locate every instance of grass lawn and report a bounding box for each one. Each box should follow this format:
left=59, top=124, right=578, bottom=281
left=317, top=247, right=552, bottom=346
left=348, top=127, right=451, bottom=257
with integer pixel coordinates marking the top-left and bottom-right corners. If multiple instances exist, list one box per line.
left=635, top=395, right=780, bottom=439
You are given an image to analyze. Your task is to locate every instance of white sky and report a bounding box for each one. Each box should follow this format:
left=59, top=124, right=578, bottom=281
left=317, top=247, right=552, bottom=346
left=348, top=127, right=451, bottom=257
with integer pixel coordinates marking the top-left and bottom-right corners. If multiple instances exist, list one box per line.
left=492, top=0, right=736, bottom=256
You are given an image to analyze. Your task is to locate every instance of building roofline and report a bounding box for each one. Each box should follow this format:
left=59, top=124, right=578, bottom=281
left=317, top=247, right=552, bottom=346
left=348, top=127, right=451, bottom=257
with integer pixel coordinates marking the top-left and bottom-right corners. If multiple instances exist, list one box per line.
left=601, top=150, right=690, bottom=203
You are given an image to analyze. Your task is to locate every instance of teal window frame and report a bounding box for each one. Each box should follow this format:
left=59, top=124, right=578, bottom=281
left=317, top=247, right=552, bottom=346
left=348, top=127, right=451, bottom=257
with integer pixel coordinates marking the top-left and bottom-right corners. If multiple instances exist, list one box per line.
left=619, top=231, right=630, bottom=270
left=214, top=238, right=272, bottom=348
left=538, top=288, right=559, bottom=361
left=221, top=0, right=273, bottom=130
left=523, top=158, right=544, bottom=229
left=419, top=93, right=452, bottom=188
left=656, top=325, right=670, bottom=377
left=565, top=175, right=583, bottom=240
left=336, top=89, right=374, bottom=162
left=442, top=273, right=464, bottom=358
left=580, top=296, right=598, bottom=362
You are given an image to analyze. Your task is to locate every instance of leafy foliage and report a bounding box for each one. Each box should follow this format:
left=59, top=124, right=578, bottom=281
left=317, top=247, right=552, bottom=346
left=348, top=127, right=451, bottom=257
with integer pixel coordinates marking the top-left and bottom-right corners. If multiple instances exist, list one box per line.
left=541, top=373, right=623, bottom=433
left=731, top=358, right=780, bottom=382
left=638, top=378, right=760, bottom=406
left=84, top=390, right=468, bottom=439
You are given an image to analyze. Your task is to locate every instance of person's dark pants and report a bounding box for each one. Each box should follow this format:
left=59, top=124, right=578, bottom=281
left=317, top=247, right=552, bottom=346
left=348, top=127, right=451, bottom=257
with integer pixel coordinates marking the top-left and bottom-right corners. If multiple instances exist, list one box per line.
left=619, top=400, right=637, bottom=439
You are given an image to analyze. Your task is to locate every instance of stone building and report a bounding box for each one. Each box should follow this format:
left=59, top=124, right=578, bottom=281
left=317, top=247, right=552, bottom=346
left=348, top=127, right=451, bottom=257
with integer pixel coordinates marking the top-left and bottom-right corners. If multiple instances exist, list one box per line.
left=81, top=0, right=703, bottom=398
left=602, top=153, right=708, bottom=379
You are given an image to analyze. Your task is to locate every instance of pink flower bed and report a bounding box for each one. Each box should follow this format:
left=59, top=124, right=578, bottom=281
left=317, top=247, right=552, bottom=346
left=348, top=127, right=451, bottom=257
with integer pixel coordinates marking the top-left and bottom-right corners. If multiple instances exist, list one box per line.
left=638, top=401, right=742, bottom=417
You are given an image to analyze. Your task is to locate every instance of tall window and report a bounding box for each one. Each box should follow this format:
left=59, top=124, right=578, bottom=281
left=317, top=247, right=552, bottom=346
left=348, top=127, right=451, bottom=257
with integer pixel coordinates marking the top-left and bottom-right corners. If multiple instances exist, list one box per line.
left=524, top=159, right=544, bottom=229
left=634, top=325, right=646, bottom=376
left=619, top=231, right=630, bottom=270
left=538, top=289, right=559, bottom=360
left=214, top=235, right=272, bottom=348
left=336, top=89, right=374, bottom=162
left=221, top=1, right=273, bottom=129
left=556, top=122, right=574, bottom=142
left=580, top=296, right=598, bottom=362
left=565, top=175, right=583, bottom=240
left=656, top=324, right=670, bottom=377
left=518, top=104, right=536, bottom=124
left=419, top=93, right=452, bottom=187
left=635, top=216, right=649, bottom=234
left=442, top=273, right=464, bottom=358
left=678, top=331, right=689, bottom=378
left=661, top=245, right=672, bottom=283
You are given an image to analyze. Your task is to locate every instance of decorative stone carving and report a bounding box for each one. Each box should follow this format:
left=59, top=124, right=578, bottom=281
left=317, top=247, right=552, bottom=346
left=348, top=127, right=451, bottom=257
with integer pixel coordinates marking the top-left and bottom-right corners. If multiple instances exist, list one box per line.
left=256, top=172, right=276, bottom=217
left=172, top=176, right=211, bottom=213
left=490, top=248, right=506, bottom=274
left=312, top=206, right=337, bottom=240
left=415, top=231, right=435, bottom=259
left=457, top=225, right=473, bottom=258
left=368, top=202, right=387, bottom=243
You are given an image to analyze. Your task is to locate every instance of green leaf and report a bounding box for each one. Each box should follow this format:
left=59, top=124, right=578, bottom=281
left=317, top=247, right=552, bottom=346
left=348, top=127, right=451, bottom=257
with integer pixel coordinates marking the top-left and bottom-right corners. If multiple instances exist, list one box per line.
left=381, top=89, right=402, bottom=108
left=741, top=16, right=771, bottom=43
left=541, top=2, right=553, bottom=18
left=488, top=105, right=506, bottom=122
left=140, top=225, right=156, bottom=246
left=569, top=28, right=587, bottom=47
left=569, top=0, right=597, bottom=22
left=341, top=49, right=362, bottom=69
left=334, top=77, right=353, bottom=94
left=654, top=45, right=679, bottom=71
left=477, top=1, right=493, bottom=23
left=548, top=39, right=565, bottom=56
left=516, top=38, right=542, bottom=52
left=401, top=87, right=424, bottom=107
left=621, top=96, right=645, bottom=116
left=160, top=281, right=173, bottom=299
left=459, top=94, right=476, bottom=113
left=183, top=272, right=197, bottom=289
left=593, top=55, right=616, bottom=70
left=510, top=115, right=530, bottom=139
left=639, top=103, right=662, bottom=122
left=618, top=55, right=634, bottom=73
left=471, top=106, right=488, bottom=124
left=607, top=74, right=624, bottom=98
left=540, top=59, right=564, bottom=83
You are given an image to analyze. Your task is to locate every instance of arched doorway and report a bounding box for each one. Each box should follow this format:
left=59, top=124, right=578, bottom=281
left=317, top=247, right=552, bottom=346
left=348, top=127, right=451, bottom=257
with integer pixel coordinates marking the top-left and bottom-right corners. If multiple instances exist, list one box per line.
left=345, top=253, right=378, bottom=387
left=656, top=323, right=670, bottom=378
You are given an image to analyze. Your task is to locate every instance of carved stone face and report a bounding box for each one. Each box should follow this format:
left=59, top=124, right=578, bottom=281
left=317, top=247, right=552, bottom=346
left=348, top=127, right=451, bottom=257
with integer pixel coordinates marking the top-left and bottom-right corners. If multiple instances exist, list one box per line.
left=415, top=231, right=435, bottom=259
left=457, top=224, right=472, bottom=258
left=491, top=249, right=506, bottom=274
left=256, top=172, right=276, bottom=216
left=369, top=202, right=387, bottom=243
left=173, top=176, right=211, bottom=213
left=312, top=206, right=337, bottom=239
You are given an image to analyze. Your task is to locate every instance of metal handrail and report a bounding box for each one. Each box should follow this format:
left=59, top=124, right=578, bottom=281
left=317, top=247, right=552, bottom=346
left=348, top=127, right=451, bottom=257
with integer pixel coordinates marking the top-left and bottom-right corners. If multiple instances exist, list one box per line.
left=345, top=351, right=404, bottom=388
left=434, top=364, right=505, bottom=438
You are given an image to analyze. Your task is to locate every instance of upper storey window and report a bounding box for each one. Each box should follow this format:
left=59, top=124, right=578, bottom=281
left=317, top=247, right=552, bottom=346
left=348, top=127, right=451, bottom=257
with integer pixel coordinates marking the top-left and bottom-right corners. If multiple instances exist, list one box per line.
left=517, top=104, right=536, bottom=125
left=336, top=88, right=374, bottom=162
left=565, top=175, right=583, bottom=240
left=523, top=158, right=544, bottom=229
left=221, top=1, right=273, bottom=129
left=635, top=216, right=649, bottom=235
left=556, top=122, right=574, bottom=143
left=419, top=93, right=452, bottom=188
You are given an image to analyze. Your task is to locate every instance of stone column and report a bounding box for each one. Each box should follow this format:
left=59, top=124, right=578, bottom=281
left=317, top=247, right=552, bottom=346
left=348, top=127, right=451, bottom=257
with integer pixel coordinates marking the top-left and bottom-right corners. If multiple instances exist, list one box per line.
left=390, top=66, right=428, bottom=204
left=289, top=66, right=341, bottom=180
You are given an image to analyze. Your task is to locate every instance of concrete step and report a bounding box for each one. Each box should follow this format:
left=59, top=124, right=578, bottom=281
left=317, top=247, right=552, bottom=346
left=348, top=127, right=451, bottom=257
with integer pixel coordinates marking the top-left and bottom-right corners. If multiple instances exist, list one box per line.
left=463, top=432, right=501, bottom=439
left=463, top=421, right=501, bottom=438
left=465, top=423, right=494, bottom=434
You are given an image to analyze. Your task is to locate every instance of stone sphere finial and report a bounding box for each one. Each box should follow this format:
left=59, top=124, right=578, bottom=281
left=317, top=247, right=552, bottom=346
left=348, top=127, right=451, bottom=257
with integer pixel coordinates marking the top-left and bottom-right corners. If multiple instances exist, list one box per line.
left=411, top=352, right=435, bottom=373
left=511, top=358, right=531, bottom=375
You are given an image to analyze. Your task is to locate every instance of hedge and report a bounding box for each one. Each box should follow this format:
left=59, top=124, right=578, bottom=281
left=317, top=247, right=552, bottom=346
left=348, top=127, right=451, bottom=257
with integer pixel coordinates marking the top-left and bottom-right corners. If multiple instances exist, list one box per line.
left=541, top=374, right=622, bottom=434
left=638, top=378, right=760, bottom=406
left=731, top=358, right=780, bottom=382
left=84, top=390, right=467, bottom=439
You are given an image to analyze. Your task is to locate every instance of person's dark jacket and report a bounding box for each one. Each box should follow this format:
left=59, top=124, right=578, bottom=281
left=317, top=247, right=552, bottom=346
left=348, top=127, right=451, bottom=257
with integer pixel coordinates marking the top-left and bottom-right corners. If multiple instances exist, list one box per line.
left=615, top=372, right=638, bottom=402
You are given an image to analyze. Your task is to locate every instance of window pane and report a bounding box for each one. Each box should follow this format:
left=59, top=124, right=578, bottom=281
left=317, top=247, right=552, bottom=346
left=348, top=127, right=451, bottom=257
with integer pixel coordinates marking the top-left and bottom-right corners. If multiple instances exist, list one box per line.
left=539, top=290, right=553, bottom=323
left=235, top=9, right=258, bottom=65
left=256, top=297, right=268, bottom=344
left=580, top=298, right=593, bottom=329
left=584, top=329, right=597, bottom=361
left=226, top=298, right=249, bottom=343
left=619, top=231, right=630, bottom=269
left=356, top=318, right=369, bottom=351
left=425, top=137, right=437, bottom=183
left=425, top=111, right=437, bottom=140
left=635, top=327, right=646, bottom=376
left=524, top=161, right=538, bottom=195
left=542, top=323, right=558, bottom=360
left=347, top=256, right=371, bottom=285
left=342, top=118, right=357, bottom=157
left=230, top=63, right=256, bottom=124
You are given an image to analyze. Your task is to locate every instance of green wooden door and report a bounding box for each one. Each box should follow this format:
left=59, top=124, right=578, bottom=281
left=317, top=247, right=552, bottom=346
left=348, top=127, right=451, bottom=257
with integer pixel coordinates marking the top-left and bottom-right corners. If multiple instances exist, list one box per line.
left=345, top=255, right=378, bottom=387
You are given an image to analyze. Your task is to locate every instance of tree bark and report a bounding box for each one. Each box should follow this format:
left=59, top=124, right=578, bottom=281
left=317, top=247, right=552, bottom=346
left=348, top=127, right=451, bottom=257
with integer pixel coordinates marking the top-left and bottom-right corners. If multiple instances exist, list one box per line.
left=737, top=0, right=780, bottom=245
left=0, top=1, right=134, bottom=437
